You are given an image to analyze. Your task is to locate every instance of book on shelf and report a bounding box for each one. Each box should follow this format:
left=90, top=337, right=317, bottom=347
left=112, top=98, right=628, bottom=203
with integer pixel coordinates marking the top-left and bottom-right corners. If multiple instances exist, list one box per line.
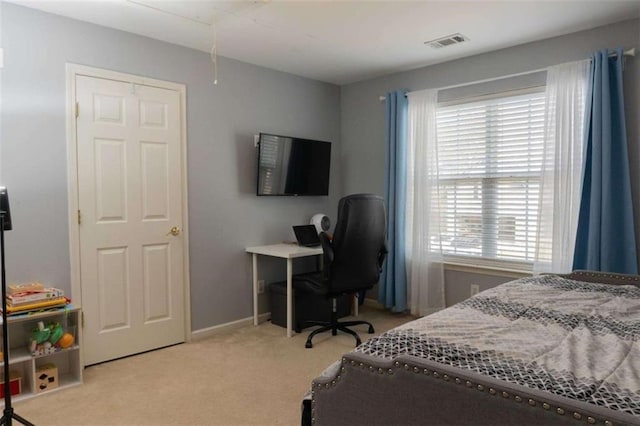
left=7, top=288, right=64, bottom=306
left=7, top=282, right=45, bottom=295
left=3, top=297, right=69, bottom=315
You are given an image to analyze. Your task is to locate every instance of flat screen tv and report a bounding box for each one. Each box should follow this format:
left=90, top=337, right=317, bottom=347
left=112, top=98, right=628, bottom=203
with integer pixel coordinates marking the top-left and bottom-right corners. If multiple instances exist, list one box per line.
left=0, top=187, right=11, bottom=231
left=256, top=133, right=331, bottom=196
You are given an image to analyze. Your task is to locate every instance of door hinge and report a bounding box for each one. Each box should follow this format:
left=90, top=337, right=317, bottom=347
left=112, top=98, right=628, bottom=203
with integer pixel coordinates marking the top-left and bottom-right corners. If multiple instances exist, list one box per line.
left=77, top=209, right=82, bottom=225
left=75, top=101, right=79, bottom=118
left=81, top=311, right=84, bottom=328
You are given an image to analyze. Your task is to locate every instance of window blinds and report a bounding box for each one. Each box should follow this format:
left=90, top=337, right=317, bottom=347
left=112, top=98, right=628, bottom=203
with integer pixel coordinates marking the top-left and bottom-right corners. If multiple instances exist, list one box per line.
left=435, top=90, right=545, bottom=264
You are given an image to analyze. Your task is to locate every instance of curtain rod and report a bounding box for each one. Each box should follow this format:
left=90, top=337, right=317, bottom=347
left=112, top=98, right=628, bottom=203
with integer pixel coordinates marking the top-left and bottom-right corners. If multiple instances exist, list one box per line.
left=378, top=47, right=636, bottom=102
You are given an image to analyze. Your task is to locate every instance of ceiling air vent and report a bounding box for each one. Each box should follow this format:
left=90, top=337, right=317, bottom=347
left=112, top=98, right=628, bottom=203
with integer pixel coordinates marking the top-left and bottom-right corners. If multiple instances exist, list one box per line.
left=425, top=33, right=469, bottom=49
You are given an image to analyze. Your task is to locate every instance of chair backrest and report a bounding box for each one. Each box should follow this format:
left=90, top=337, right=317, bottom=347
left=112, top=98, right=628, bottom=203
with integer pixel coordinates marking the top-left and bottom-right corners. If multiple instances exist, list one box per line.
left=326, top=194, right=387, bottom=295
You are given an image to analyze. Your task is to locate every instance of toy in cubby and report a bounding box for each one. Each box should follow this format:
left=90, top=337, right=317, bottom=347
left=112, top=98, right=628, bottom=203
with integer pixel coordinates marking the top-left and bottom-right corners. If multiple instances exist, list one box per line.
left=0, top=371, right=21, bottom=397
left=28, top=321, right=75, bottom=356
left=36, top=363, right=58, bottom=393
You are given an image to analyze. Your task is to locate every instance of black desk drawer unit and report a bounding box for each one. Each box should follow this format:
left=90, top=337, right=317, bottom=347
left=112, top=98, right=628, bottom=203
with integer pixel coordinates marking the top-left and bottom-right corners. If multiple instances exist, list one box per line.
left=269, top=281, right=351, bottom=332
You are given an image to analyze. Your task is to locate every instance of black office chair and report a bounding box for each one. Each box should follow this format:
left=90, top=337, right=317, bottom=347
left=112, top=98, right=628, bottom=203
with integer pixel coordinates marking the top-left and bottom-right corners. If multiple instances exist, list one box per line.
left=294, top=194, right=387, bottom=348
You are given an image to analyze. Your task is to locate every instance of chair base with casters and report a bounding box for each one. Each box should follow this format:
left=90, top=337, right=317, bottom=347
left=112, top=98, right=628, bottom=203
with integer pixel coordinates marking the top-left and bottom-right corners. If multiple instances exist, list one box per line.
left=304, top=297, right=374, bottom=349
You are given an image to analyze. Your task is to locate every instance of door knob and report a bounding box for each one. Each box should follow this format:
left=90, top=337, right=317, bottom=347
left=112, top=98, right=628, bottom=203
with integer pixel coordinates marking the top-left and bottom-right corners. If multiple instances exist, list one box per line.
left=167, top=226, right=181, bottom=236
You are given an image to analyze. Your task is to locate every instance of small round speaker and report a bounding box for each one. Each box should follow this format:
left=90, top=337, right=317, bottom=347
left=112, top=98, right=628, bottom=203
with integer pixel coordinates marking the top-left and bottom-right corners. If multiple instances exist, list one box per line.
left=310, top=213, right=331, bottom=234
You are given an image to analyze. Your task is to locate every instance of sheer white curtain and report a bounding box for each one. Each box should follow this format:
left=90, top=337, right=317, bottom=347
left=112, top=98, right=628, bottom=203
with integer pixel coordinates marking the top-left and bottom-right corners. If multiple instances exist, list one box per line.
left=406, top=89, right=445, bottom=316
left=534, top=59, right=591, bottom=273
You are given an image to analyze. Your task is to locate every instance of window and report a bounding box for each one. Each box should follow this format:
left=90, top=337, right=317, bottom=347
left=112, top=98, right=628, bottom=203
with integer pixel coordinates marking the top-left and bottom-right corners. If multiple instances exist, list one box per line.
left=435, top=90, right=545, bottom=266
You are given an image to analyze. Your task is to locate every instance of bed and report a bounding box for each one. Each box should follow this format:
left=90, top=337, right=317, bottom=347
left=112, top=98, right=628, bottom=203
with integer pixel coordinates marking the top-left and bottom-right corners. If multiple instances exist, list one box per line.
left=304, top=271, right=640, bottom=426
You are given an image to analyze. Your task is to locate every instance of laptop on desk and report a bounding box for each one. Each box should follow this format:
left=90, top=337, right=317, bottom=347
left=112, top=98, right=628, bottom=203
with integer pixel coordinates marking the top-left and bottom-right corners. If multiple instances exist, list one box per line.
left=292, top=225, right=322, bottom=247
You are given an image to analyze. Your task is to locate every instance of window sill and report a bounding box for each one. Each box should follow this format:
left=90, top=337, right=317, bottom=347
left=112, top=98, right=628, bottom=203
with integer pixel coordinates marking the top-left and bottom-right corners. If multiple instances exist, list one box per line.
left=443, top=261, right=532, bottom=279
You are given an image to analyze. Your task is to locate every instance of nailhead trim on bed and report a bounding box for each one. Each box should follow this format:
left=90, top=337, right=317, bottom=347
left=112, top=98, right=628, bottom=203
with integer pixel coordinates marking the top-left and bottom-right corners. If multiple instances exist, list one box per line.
left=310, top=357, right=617, bottom=425
left=564, top=271, right=640, bottom=283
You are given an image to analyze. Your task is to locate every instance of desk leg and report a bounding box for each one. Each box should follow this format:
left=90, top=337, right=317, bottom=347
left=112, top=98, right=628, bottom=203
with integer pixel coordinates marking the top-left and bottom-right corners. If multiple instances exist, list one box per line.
left=353, top=295, right=359, bottom=317
left=252, top=253, right=259, bottom=326
left=287, top=258, right=293, bottom=337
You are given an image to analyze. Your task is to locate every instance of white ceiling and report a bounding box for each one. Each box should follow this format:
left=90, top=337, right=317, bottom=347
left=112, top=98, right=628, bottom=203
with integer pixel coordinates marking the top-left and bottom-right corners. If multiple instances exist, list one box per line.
left=8, top=0, right=640, bottom=85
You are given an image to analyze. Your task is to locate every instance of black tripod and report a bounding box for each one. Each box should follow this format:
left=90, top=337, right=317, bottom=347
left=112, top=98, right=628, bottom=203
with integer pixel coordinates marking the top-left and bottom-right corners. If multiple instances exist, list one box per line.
left=0, top=213, right=33, bottom=426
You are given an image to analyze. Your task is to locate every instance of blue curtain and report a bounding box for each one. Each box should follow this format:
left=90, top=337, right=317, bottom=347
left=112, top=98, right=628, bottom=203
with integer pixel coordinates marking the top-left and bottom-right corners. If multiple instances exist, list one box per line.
left=573, top=48, right=638, bottom=274
left=378, top=90, right=408, bottom=312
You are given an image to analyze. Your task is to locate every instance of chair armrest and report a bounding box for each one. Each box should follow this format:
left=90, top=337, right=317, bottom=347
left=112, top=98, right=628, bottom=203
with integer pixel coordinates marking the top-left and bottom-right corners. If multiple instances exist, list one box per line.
left=319, top=232, right=334, bottom=262
left=378, top=241, right=388, bottom=271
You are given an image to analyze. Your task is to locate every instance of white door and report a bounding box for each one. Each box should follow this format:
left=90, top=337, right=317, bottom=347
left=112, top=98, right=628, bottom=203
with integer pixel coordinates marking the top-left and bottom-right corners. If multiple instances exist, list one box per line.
left=76, top=75, right=186, bottom=365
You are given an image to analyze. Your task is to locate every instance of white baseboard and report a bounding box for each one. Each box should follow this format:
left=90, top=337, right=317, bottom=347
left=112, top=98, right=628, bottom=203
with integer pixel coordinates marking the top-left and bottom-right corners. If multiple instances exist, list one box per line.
left=191, top=312, right=271, bottom=341
left=362, top=297, right=383, bottom=309
left=192, top=298, right=383, bottom=339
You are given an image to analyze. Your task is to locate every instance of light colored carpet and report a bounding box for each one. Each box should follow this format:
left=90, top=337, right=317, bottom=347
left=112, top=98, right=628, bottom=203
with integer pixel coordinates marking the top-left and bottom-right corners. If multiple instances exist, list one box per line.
left=13, top=305, right=414, bottom=425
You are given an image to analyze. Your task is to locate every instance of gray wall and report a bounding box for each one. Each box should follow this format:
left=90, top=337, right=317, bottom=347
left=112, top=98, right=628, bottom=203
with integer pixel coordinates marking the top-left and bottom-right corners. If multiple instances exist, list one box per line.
left=1, top=3, right=341, bottom=331
left=340, top=19, right=640, bottom=305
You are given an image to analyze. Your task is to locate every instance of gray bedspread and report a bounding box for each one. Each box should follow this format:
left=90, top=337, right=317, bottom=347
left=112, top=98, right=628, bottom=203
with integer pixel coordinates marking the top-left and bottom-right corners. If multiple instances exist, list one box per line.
left=354, top=274, right=640, bottom=419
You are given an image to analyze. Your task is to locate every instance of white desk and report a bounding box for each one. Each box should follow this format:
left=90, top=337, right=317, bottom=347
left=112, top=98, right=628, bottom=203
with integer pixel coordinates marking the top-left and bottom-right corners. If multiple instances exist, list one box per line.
left=246, top=243, right=323, bottom=337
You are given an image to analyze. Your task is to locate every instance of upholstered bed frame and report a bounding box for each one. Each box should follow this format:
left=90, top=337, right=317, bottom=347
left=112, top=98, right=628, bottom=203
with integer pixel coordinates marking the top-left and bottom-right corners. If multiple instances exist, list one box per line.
left=306, top=271, right=640, bottom=426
